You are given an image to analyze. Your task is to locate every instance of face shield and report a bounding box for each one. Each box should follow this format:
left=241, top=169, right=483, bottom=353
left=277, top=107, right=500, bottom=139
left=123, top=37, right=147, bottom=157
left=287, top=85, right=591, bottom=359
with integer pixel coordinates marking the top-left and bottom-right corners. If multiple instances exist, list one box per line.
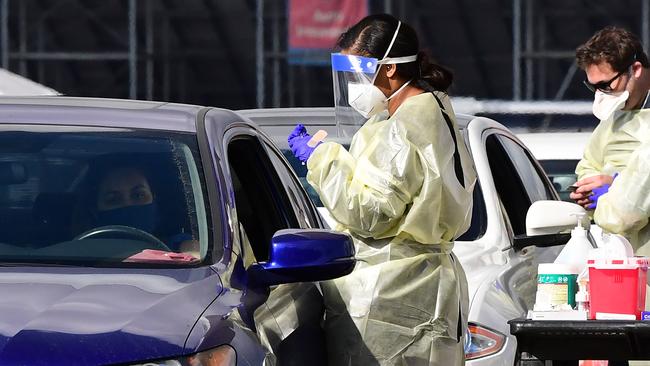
left=330, top=21, right=417, bottom=137
left=332, top=53, right=381, bottom=137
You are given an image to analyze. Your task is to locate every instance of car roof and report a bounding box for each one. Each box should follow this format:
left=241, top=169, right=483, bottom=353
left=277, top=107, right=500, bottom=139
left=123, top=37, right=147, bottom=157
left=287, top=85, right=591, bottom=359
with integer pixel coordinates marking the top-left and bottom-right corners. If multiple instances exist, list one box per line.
left=238, top=107, right=472, bottom=129
left=0, top=96, right=206, bottom=132
left=239, top=107, right=473, bottom=148
left=516, top=132, right=591, bottom=161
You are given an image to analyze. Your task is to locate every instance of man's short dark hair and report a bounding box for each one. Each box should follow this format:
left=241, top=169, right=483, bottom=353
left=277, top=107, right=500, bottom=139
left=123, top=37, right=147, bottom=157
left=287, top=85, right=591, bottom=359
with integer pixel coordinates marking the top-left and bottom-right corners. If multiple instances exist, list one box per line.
left=576, top=26, right=650, bottom=72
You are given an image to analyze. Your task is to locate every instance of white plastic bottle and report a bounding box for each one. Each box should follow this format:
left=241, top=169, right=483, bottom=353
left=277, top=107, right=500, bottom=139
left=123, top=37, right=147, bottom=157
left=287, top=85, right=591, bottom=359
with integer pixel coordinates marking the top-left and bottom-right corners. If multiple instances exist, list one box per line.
left=575, top=268, right=590, bottom=313
left=590, top=232, right=634, bottom=259
left=554, top=213, right=594, bottom=274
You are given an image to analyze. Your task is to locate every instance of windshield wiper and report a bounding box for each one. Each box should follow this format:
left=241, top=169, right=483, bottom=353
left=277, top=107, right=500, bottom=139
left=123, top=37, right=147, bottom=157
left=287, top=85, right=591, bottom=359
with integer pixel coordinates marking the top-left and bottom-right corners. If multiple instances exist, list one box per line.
left=0, top=261, right=79, bottom=267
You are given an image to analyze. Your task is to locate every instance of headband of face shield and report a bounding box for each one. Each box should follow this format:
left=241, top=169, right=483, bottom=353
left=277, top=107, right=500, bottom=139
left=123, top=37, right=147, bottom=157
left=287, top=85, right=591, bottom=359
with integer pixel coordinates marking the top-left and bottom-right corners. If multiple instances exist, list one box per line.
left=332, top=21, right=418, bottom=133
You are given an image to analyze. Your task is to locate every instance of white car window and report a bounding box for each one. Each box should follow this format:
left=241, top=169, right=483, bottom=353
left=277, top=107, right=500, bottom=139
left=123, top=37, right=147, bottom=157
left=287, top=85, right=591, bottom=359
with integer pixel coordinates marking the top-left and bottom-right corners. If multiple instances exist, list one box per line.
left=538, top=159, right=580, bottom=202
left=486, top=133, right=555, bottom=236
left=497, top=135, right=555, bottom=203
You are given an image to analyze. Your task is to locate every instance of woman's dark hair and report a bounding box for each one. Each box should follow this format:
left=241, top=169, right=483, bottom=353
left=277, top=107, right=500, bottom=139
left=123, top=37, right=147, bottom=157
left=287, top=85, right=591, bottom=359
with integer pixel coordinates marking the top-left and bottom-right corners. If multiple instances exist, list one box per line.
left=337, top=14, right=453, bottom=92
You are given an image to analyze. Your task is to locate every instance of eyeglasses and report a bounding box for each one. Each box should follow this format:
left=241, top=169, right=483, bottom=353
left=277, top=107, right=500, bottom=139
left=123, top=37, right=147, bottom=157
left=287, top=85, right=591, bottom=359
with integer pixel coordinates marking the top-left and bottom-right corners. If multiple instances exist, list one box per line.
left=583, top=69, right=628, bottom=93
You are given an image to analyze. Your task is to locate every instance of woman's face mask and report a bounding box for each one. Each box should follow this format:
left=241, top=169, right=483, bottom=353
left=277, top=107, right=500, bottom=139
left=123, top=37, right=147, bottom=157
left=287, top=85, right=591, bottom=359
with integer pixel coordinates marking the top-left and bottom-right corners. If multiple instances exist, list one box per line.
left=96, top=202, right=158, bottom=233
left=347, top=71, right=414, bottom=118
left=347, top=82, right=388, bottom=118
left=95, top=167, right=157, bottom=232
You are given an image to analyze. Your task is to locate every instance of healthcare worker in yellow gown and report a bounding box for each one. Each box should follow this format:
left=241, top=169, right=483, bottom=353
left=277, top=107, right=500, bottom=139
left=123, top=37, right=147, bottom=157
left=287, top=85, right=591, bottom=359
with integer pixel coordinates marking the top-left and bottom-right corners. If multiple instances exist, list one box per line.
left=288, top=14, right=476, bottom=365
left=570, top=28, right=650, bottom=366
left=594, top=142, right=650, bottom=257
left=570, top=26, right=650, bottom=255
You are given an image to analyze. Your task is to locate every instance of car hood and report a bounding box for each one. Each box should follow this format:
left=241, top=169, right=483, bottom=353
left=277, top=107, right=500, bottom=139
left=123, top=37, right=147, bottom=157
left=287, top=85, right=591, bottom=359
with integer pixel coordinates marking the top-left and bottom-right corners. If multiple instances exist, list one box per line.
left=0, top=266, right=225, bottom=365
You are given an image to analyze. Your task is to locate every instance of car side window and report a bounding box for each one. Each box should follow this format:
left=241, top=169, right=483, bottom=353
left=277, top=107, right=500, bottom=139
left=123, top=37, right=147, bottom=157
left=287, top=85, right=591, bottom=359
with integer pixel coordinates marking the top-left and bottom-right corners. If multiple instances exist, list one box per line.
left=496, top=135, right=555, bottom=203
left=262, top=141, right=321, bottom=229
left=280, top=149, right=324, bottom=207
left=486, top=133, right=548, bottom=236
left=227, top=134, right=299, bottom=262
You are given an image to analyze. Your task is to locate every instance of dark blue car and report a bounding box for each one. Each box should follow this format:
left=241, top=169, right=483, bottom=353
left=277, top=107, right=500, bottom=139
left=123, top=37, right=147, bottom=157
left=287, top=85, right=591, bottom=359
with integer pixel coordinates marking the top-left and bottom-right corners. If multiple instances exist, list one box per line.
left=0, top=97, right=355, bottom=365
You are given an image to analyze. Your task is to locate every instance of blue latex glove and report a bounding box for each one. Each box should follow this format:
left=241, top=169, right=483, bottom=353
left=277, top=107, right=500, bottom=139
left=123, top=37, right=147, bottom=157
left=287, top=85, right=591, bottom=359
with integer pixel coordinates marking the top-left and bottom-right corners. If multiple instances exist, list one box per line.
left=288, top=124, right=308, bottom=143
left=587, top=173, right=618, bottom=210
left=288, top=124, right=320, bottom=163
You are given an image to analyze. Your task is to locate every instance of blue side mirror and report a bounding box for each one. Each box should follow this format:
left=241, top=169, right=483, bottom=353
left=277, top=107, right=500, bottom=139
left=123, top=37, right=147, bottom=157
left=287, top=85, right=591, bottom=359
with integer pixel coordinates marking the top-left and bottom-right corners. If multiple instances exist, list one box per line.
left=247, top=229, right=355, bottom=287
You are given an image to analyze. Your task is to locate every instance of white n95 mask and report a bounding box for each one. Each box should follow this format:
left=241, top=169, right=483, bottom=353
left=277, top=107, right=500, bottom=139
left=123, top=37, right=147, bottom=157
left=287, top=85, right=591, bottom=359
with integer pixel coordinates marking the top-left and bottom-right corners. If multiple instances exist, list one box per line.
left=347, top=83, right=388, bottom=118
left=347, top=78, right=414, bottom=118
left=593, top=89, right=629, bottom=121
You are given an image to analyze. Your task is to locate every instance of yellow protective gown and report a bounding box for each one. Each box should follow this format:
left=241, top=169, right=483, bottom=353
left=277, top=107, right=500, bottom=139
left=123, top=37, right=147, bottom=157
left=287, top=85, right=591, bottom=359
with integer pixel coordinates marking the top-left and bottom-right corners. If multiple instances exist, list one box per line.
left=594, top=141, right=650, bottom=256
left=576, top=103, right=650, bottom=253
left=576, top=109, right=650, bottom=180
left=583, top=100, right=650, bottom=366
left=594, top=143, right=650, bottom=366
left=307, top=92, right=476, bottom=365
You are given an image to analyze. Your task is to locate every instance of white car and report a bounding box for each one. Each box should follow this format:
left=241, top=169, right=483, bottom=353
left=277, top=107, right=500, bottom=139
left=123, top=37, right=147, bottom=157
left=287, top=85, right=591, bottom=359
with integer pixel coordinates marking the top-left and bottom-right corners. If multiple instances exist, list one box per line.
left=240, top=107, right=566, bottom=365
left=516, top=132, right=591, bottom=202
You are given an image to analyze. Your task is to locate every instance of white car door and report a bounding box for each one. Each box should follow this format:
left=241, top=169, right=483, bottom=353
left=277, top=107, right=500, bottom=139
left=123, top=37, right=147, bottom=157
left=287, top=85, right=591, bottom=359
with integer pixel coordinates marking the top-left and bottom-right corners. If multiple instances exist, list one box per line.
left=465, top=128, right=562, bottom=365
left=486, top=131, right=559, bottom=308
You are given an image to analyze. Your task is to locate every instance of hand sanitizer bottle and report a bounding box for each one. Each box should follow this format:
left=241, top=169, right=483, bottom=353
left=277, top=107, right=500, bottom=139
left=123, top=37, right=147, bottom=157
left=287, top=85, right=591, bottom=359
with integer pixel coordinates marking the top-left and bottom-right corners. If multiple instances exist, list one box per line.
left=554, top=213, right=594, bottom=273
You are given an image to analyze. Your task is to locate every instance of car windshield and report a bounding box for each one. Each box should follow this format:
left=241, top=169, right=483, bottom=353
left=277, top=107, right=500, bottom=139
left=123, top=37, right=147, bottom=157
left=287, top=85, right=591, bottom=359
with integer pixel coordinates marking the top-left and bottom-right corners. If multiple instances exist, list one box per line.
left=0, top=125, right=211, bottom=266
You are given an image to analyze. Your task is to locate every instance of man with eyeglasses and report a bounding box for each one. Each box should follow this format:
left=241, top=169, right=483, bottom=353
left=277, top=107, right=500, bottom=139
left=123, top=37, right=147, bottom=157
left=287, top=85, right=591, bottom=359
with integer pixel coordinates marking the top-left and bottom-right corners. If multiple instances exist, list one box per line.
left=570, top=26, right=650, bottom=216
left=569, top=27, right=650, bottom=366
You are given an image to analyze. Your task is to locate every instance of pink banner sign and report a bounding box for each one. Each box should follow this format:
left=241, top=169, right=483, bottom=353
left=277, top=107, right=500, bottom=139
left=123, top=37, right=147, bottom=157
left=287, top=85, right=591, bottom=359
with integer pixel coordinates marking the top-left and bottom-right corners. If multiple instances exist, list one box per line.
left=289, top=0, right=368, bottom=50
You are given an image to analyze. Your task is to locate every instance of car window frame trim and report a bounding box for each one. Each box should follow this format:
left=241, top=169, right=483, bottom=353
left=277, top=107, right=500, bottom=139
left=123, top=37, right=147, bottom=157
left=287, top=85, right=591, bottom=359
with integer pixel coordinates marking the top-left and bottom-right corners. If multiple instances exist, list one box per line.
left=195, top=107, right=223, bottom=265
